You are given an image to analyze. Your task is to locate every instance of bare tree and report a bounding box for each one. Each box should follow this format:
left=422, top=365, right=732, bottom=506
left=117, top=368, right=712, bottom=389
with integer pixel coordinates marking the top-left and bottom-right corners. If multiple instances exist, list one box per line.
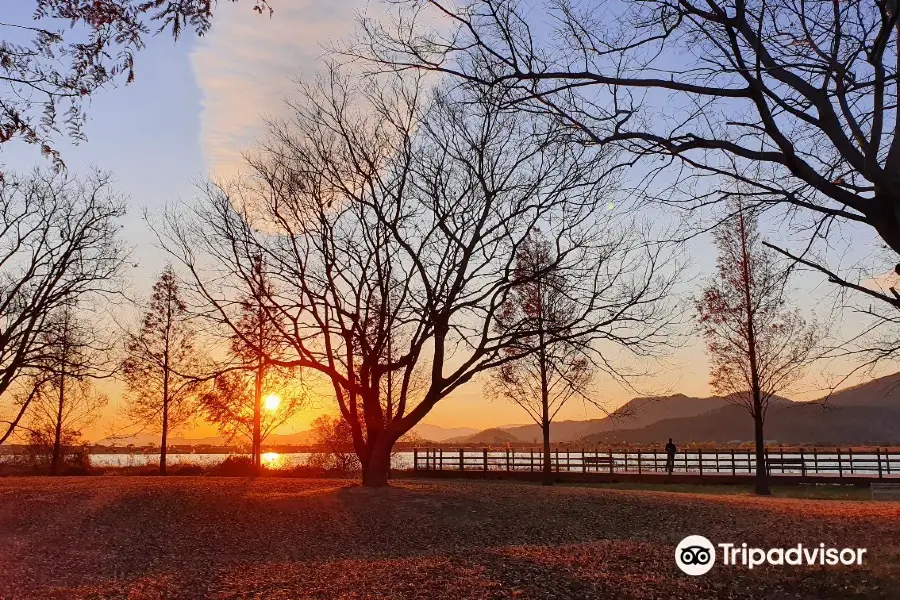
left=199, top=370, right=306, bottom=459
left=358, top=0, right=900, bottom=340
left=22, top=302, right=113, bottom=474
left=122, top=265, right=201, bottom=475
left=488, top=231, right=594, bottom=486
left=307, top=414, right=361, bottom=474
left=1, top=1, right=271, bottom=165
left=197, top=255, right=306, bottom=470
left=697, top=202, right=820, bottom=495
left=162, top=67, right=677, bottom=487
left=0, top=170, right=126, bottom=445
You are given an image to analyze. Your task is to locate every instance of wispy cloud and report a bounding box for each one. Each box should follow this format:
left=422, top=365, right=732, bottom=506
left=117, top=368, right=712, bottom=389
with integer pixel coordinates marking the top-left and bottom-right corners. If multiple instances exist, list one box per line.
left=190, top=1, right=369, bottom=176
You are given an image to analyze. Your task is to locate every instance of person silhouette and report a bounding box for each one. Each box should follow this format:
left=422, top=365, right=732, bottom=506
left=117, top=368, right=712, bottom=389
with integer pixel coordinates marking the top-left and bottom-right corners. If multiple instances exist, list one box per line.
left=665, top=438, right=677, bottom=475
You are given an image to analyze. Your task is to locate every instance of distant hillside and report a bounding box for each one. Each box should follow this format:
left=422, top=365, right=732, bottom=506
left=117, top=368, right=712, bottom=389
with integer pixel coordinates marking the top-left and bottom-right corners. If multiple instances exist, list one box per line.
left=582, top=402, right=900, bottom=445
left=500, top=419, right=605, bottom=444
left=446, top=428, right=521, bottom=445
left=462, top=374, right=900, bottom=446
left=412, top=424, right=480, bottom=442
left=492, top=394, right=731, bottom=443
left=94, top=374, right=900, bottom=449
left=604, top=394, right=732, bottom=430
left=821, top=373, right=900, bottom=407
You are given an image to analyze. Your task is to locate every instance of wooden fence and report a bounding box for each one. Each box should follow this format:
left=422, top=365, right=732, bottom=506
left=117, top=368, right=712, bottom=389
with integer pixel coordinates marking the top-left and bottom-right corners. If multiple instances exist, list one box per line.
left=412, top=448, right=900, bottom=480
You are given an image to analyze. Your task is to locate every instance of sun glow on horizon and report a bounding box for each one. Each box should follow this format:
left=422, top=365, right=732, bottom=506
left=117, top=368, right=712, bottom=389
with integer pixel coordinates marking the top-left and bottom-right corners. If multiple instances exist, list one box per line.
left=263, top=394, right=281, bottom=412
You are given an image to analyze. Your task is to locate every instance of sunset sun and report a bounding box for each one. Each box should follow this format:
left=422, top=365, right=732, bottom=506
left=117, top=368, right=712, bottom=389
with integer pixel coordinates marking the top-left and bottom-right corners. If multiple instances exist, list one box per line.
left=263, top=394, right=281, bottom=412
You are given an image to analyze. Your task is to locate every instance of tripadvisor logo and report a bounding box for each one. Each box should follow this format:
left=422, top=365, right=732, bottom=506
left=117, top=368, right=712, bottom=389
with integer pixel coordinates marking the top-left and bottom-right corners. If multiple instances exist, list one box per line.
left=675, top=535, right=868, bottom=576
left=676, top=535, right=716, bottom=575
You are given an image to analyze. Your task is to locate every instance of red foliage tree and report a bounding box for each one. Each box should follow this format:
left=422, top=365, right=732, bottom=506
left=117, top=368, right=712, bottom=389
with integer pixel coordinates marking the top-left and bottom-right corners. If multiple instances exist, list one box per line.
left=490, top=232, right=593, bottom=486
left=697, top=203, right=820, bottom=495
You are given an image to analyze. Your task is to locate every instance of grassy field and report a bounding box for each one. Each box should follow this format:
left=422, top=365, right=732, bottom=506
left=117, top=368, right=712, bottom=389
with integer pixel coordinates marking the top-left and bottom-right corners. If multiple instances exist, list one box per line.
left=0, top=477, right=898, bottom=599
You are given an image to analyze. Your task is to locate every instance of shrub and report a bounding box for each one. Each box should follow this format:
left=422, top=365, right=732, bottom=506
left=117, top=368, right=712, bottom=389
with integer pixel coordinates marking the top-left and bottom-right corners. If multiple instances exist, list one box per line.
left=209, top=455, right=257, bottom=476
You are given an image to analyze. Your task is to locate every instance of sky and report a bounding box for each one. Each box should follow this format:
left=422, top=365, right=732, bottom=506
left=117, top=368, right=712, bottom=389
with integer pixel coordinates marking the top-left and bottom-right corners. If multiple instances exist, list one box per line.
left=0, top=1, right=893, bottom=442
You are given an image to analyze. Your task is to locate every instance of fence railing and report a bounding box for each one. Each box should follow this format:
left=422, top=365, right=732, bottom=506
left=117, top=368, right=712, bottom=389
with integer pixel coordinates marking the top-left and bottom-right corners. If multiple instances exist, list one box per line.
left=412, top=448, right=900, bottom=479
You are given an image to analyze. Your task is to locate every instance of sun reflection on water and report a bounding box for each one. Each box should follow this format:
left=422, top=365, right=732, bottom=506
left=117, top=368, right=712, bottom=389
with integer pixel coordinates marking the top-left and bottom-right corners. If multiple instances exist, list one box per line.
left=261, top=452, right=283, bottom=469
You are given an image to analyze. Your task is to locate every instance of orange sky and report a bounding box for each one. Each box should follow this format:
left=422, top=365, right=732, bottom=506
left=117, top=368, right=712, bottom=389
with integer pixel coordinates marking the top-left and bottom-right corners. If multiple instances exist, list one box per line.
left=79, top=339, right=860, bottom=442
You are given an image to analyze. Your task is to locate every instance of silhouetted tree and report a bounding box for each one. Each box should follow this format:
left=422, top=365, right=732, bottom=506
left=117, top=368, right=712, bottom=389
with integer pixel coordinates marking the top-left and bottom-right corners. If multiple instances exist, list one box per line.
left=1, top=1, right=271, bottom=165
left=359, top=0, right=900, bottom=334
left=198, top=255, right=306, bottom=470
left=163, top=67, right=677, bottom=487
left=697, top=203, right=820, bottom=495
left=308, top=414, right=361, bottom=473
left=199, top=369, right=306, bottom=468
left=489, top=232, right=594, bottom=486
left=0, top=170, right=126, bottom=445
left=122, top=265, right=200, bottom=474
left=24, top=303, right=111, bottom=474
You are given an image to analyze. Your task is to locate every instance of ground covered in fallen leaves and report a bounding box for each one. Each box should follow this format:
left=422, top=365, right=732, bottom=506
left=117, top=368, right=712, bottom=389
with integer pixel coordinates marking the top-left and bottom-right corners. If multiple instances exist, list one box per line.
left=0, top=477, right=898, bottom=599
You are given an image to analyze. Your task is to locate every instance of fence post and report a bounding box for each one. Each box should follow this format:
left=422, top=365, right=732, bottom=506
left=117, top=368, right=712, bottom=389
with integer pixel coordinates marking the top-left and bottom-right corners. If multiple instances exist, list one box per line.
left=439, top=448, right=443, bottom=471
left=458, top=449, right=464, bottom=471
left=849, top=447, right=855, bottom=475
left=878, top=447, right=883, bottom=479
left=530, top=450, right=534, bottom=472
left=838, top=448, right=843, bottom=479
left=684, top=450, right=689, bottom=473
left=699, top=449, right=703, bottom=476
left=413, top=448, right=418, bottom=472
left=582, top=448, right=587, bottom=473
left=624, top=451, right=628, bottom=472
left=731, top=449, right=736, bottom=476
left=506, top=448, right=511, bottom=472
left=608, top=448, right=614, bottom=474
left=813, top=448, right=818, bottom=475
left=637, top=450, right=642, bottom=475
left=888, top=450, right=892, bottom=476
left=483, top=448, right=488, bottom=471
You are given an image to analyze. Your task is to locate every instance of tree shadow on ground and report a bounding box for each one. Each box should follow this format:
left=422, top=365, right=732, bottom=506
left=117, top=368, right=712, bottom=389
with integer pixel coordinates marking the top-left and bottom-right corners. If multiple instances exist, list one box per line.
left=1, top=477, right=898, bottom=598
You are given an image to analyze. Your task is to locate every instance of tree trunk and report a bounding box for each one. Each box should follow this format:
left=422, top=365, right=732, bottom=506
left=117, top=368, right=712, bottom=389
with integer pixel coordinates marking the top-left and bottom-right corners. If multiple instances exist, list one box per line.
left=253, top=362, right=263, bottom=474
left=361, top=440, right=392, bottom=488
left=50, top=317, right=68, bottom=476
left=50, top=376, right=64, bottom=476
left=541, top=419, right=552, bottom=486
left=538, top=312, right=553, bottom=486
left=753, top=403, right=770, bottom=496
left=160, top=372, right=169, bottom=476
left=738, top=205, right=769, bottom=496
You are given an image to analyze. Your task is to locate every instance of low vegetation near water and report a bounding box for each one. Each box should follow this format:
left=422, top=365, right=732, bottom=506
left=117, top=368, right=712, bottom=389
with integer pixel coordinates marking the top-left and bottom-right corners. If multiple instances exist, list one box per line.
left=0, top=478, right=897, bottom=599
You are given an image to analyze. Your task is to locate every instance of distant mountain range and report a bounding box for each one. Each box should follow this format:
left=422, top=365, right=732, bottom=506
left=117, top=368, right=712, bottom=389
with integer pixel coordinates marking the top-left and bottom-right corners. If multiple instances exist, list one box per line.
left=442, top=373, right=900, bottom=446
left=94, top=374, right=900, bottom=448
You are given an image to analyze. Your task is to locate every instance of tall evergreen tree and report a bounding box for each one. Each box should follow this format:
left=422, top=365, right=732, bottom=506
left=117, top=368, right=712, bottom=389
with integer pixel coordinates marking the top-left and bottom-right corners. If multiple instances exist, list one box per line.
left=123, top=265, right=199, bottom=475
